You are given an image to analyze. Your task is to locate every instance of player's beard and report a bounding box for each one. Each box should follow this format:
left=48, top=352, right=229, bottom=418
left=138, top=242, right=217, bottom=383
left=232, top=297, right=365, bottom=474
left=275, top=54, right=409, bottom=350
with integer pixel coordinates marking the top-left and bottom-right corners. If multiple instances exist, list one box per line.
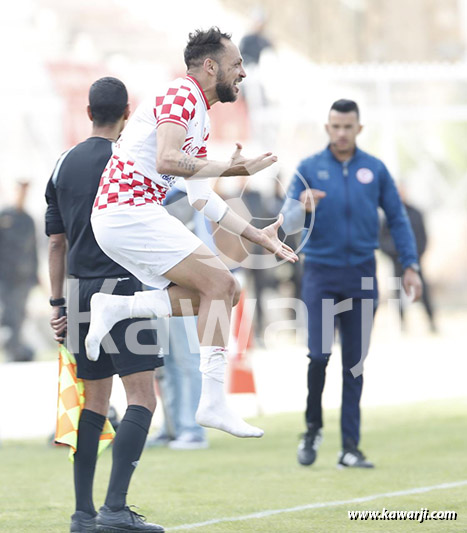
left=216, top=69, right=237, bottom=103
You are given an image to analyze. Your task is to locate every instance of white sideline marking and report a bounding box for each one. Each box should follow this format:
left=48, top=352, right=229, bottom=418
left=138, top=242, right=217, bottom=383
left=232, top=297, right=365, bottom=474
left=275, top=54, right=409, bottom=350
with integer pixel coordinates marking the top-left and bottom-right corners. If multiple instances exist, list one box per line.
left=166, top=479, right=467, bottom=531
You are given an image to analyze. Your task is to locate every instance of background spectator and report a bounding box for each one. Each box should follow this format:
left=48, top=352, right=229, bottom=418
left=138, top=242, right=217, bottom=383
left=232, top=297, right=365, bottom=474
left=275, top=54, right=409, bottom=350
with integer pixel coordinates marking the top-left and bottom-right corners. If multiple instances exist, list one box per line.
left=0, top=180, right=38, bottom=362
left=380, top=186, right=438, bottom=332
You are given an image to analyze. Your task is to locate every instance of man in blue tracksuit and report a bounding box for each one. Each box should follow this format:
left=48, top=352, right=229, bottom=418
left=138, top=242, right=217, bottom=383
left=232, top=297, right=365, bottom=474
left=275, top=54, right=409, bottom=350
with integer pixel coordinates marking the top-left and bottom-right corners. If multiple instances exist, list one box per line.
left=282, top=99, right=422, bottom=468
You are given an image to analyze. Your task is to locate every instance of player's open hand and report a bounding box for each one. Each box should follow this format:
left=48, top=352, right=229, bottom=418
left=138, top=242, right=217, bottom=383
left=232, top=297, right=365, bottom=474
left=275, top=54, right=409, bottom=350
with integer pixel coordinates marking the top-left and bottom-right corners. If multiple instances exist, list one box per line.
left=224, top=143, right=278, bottom=176
left=258, top=214, right=299, bottom=263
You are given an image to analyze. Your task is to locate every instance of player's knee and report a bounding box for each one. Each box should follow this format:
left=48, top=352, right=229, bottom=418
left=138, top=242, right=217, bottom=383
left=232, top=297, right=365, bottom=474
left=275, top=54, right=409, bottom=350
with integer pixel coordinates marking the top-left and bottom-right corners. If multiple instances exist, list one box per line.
left=232, top=277, right=241, bottom=306
left=224, top=272, right=237, bottom=302
left=202, top=271, right=237, bottom=301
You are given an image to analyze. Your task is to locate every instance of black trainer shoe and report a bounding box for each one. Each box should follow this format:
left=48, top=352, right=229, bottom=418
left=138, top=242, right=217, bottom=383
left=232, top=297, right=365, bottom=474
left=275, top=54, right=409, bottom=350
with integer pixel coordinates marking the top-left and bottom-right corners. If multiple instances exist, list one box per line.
left=297, top=426, right=323, bottom=466
left=96, top=505, right=164, bottom=532
left=337, top=444, right=374, bottom=468
left=70, top=510, right=97, bottom=532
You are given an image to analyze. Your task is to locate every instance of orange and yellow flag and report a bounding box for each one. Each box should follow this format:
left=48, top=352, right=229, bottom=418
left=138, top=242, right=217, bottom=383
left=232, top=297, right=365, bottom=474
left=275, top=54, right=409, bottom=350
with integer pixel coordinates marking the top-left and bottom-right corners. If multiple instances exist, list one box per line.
left=55, top=344, right=115, bottom=461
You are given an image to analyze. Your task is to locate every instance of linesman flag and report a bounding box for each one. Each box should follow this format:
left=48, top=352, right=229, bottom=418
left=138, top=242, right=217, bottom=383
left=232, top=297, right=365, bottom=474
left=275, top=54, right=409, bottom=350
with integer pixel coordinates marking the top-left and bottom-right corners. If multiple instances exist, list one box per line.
left=55, top=344, right=115, bottom=461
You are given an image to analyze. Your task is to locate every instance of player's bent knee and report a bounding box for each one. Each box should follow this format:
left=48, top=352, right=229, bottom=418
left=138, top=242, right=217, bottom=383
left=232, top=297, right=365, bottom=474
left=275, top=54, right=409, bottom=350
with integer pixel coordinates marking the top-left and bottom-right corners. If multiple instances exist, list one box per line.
left=226, top=273, right=237, bottom=299
left=221, top=272, right=237, bottom=301
left=201, top=271, right=237, bottom=301
left=233, top=277, right=241, bottom=306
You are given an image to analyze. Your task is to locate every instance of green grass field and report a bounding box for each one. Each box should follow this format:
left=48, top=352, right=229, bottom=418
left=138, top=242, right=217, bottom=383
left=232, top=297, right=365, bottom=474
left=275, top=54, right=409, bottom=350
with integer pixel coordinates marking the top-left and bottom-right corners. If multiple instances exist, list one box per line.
left=1, top=398, right=466, bottom=532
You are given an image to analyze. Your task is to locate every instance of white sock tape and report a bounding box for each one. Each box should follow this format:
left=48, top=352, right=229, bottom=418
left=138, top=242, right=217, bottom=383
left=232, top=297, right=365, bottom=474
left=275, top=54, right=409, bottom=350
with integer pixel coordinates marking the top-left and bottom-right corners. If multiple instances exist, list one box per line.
left=199, top=346, right=227, bottom=383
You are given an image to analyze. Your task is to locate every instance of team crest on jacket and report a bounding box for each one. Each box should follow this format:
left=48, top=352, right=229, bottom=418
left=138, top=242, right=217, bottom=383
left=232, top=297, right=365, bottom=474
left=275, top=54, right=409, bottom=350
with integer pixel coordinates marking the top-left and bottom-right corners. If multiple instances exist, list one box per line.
left=356, top=168, right=374, bottom=184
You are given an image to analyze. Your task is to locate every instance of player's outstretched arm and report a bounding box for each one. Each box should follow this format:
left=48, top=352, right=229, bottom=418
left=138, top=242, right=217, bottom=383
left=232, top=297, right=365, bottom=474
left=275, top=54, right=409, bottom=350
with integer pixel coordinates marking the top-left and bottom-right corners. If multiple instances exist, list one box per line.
left=223, top=142, right=278, bottom=177
left=217, top=210, right=298, bottom=264
left=156, top=123, right=277, bottom=178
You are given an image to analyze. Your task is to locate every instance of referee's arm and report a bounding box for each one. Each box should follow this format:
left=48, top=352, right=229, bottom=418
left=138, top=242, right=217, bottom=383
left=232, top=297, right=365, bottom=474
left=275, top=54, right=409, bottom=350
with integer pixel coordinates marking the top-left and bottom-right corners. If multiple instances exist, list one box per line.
left=48, top=233, right=66, bottom=302
left=45, top=177, right=67, bottom=341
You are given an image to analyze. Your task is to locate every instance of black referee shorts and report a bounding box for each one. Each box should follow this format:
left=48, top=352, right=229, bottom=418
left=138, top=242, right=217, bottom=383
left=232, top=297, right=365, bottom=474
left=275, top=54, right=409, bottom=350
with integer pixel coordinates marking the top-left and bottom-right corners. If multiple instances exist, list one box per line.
left=67, top=276, right=163, bottom=380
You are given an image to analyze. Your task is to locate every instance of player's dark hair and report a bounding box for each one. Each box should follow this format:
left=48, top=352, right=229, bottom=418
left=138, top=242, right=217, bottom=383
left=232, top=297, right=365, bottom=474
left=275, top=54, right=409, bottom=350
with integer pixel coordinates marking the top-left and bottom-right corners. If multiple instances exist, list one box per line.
left=184, top=27, right=232, bottom=69
left=330, top=99, right=360, bottom=119
left=89, top=77, right=128, bottom=126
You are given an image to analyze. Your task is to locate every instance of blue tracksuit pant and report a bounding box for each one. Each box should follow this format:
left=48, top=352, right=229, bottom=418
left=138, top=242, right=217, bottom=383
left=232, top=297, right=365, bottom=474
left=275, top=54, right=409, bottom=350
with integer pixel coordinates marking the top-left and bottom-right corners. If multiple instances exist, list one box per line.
left=301, top=258, right=378, bottom=447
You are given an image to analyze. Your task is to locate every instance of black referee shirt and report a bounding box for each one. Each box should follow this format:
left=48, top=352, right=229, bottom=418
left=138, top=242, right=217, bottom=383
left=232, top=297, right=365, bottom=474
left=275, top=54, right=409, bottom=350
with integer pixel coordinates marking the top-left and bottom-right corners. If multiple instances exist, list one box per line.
left=45, top=137, right=130, bottom=279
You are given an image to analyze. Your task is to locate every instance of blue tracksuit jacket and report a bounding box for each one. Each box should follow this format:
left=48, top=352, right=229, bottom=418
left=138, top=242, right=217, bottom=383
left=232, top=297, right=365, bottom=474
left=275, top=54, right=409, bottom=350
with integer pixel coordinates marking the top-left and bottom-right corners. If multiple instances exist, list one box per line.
left=282, top=146, right=418, bottom=269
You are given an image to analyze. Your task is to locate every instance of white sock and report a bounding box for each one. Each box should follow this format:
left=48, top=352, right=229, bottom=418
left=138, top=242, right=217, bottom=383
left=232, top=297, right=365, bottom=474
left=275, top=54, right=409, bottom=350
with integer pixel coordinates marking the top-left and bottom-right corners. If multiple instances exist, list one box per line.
left=195, top=346, right=264, bottom=438
left=85, top=289, right=172, bottom=362
left=130, top=289, right=172, bottom=318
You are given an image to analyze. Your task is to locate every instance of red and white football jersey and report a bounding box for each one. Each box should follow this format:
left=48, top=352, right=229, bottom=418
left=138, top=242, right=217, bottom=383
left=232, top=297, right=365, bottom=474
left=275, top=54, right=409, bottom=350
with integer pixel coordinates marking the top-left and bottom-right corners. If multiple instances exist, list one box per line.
left=93, top=75, right=210, bottom=211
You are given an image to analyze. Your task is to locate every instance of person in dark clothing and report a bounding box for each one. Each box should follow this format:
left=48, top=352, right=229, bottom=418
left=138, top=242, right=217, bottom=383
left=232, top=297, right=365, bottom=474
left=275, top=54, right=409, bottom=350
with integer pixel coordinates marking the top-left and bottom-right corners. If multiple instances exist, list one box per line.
left=239, top=11, right=273, bottom=67
left=282, top=99, right=422, bottom=469
left=380, top=198, right=437, bottom=332
left=46, top=77, right=164, bottom=533
left=239, top=10, right=274, bottom=120
left=0, top=181, right=38, bottom=362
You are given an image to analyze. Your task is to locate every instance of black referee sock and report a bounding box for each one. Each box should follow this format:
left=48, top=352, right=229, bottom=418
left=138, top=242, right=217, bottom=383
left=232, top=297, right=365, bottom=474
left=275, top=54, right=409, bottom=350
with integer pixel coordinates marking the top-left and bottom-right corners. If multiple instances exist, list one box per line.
left=74, top=408, right=106, bottom=516
left=104, top=405, right=153, bottom=511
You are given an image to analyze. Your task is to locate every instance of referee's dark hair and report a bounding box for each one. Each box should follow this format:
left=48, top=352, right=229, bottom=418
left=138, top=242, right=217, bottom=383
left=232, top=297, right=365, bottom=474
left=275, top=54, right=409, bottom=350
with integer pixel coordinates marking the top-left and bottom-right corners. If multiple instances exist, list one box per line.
left=88, top=77, right=128, bottom=126
left=330, top=99, right=360, bottom=119
left=184, top=27, right=232, bottom=69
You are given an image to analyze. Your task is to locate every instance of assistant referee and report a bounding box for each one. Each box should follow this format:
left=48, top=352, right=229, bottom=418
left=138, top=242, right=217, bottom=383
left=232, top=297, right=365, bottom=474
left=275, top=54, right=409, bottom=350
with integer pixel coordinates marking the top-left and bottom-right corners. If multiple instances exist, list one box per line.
left=45, top=77, right=164, bottom=533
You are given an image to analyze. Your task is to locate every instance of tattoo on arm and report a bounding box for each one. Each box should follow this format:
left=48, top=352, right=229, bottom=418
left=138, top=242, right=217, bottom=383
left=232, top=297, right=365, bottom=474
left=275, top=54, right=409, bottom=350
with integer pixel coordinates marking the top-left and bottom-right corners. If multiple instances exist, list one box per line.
left=177, top=155, right=197, bottom=173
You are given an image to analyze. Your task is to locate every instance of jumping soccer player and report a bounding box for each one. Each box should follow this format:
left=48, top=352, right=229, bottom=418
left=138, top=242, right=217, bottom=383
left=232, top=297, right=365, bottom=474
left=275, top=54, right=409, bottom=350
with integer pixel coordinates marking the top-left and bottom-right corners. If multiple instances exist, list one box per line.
left=86, top=27, right=298, bottom=439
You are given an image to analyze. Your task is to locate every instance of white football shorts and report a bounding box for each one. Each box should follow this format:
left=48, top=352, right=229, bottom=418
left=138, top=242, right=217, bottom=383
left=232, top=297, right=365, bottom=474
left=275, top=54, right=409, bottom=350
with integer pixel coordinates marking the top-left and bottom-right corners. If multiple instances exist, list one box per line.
left=91, top=204, right=203, bottom=289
